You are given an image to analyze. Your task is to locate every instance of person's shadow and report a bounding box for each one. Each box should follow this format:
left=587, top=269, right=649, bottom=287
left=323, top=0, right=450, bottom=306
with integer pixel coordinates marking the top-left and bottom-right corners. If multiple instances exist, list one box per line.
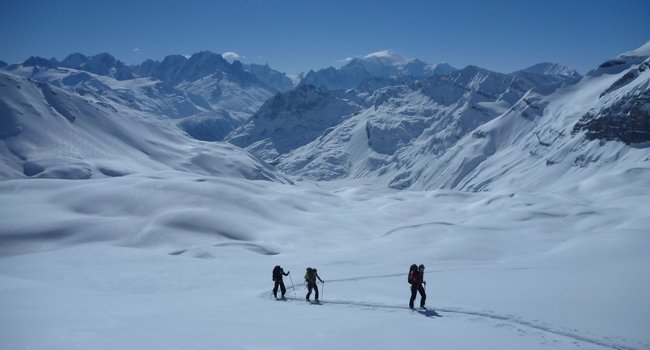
left=418, top=309, right=442, bottom=317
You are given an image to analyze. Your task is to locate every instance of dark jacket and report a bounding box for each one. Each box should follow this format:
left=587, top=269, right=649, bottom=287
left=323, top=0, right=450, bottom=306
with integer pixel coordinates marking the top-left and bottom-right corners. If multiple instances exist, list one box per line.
left=411, top=270, right=424, bottom=285
left=273, top=267, right=289, bottom=281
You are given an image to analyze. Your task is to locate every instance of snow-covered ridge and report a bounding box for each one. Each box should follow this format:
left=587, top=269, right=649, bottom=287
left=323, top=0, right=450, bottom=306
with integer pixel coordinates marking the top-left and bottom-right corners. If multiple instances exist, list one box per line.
left=299, top=50, right=458, bottom=90
left=619, top=40, right=650, bottom=58
left=0, top=71, right=289, bottom=182
left=235, top=60, right=582, bottom=182
left=4, top=51, right=293, bottom=123
left=518, top=62, right=581, bottom=78
left=2, top=45, right=648, bottom=192
left=20, top=52, right=135, bottom=81
left=393, top=49, right=650, bottom=191
left=227, top=44, right=650, bottom=193
left=227, top=84, right=365, bottom=163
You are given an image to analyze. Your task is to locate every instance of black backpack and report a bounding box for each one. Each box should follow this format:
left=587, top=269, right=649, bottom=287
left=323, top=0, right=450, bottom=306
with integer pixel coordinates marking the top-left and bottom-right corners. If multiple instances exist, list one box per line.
left=272, top=265, right=281, bottom=281
left=407, top=264, right=417, bottom=284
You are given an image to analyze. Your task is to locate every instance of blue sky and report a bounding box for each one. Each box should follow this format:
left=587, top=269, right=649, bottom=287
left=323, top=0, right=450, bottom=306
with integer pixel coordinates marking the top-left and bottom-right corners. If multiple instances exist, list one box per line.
left=1, top=0, right=648, bottom=74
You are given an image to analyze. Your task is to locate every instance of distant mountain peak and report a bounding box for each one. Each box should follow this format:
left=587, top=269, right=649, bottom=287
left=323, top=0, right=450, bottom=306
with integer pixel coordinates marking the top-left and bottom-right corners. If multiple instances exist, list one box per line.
left=519, top=62, right=581, bottom=78
left=618, top=41, right=650, bottom=59
left=362, top=50, right=406, bottom=64
left=425, top=62, right=457, bottom=76
left=132, top=50, right=246, bottom=85
left=245, top=62, right=295, bottom=92
left=301, top=50, right=457, bottom=90
left=189, top=50, right=224, bottom=62
left=22, top=56, right=58, bottom=68
left=57, top=52, right=133, bottom=80
left=61, top=53, right=89, bottom=67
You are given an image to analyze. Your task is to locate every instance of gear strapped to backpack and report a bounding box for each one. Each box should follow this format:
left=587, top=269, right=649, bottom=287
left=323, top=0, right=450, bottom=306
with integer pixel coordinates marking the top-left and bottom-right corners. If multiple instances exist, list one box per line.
left=408, top=264, right=417, bottom=284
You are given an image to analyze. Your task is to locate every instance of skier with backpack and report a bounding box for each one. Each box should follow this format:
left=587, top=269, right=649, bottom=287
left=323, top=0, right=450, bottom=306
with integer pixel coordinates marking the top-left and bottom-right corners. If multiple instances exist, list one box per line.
left=304, top=267, right=324, bottom=303
left=408, top=264, right=427, bottom=309
left=272, top=265, right=290, bottom=300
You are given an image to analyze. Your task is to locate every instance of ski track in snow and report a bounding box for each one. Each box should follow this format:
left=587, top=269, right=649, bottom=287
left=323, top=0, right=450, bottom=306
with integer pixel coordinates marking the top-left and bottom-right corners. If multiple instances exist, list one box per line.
left=381, top=221, right=457, bottom=236
left=264, top=273, right=643, bottom=350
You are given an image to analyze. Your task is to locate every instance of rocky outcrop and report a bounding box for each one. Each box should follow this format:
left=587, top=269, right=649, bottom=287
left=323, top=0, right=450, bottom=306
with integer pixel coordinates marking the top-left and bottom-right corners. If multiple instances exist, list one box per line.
left=573, top=89, right=650, bottom=145
left=573, top=59, right=650, bottom=145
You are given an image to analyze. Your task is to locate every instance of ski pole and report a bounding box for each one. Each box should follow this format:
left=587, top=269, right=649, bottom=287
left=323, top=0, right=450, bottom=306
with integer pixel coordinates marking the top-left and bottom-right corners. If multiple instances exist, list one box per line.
left=321, top=281, right=325, bottom=300
left=289, top=274, right=296, bottom=297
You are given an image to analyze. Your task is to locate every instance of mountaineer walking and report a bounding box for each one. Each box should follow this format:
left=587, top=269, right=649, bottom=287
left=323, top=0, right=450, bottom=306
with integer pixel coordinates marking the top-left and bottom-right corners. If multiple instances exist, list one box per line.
left=408, top=264, right=427, bottom=309
left=272, top=265, right=290, bottom=300
left=305, top=267, right=324, bottom=303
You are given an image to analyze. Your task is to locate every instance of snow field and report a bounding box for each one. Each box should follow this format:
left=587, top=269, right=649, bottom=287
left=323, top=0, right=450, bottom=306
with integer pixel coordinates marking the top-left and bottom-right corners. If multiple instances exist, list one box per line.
left=1, top=172, right=648, bottom=350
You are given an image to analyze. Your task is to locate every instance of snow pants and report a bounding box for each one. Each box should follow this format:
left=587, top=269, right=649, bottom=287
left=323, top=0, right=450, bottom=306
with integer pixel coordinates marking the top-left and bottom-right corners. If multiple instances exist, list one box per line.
left=306, top=282, right=319, bottom=301
left=409, top=283, right=426, bottom=308
left=273, top=280, right=286, bottom=298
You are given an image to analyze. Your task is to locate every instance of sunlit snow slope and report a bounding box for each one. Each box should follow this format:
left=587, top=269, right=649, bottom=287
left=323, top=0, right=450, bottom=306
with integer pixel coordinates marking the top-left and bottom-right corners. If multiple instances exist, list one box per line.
left=0, top=71, right=287, bottom=182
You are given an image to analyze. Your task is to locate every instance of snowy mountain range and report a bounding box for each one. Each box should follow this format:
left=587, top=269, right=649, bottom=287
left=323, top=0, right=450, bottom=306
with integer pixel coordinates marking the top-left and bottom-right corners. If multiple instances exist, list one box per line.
left=231, top=61, right=586, bottom=185
left=3, top=51, right=295, bottom=147
left=300, top=50, right=457, bottom=90
left=1, top=44, right=648, bottom=192
left=0, top=71, right=288, bottom=182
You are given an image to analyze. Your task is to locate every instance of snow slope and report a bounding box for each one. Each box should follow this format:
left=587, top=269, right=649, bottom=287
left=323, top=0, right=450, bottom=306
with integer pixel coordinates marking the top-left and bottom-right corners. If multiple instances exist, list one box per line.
left=227, top=85, right=366, bottom=163
left=0, top=71, right=287, bottom=182
left=237, top=63, right=580, bottom=181
left=4, top=51, right=293, bottom=143
left=229, top=46, right=648, bottom=196
left=393, top=48, right=650, bottom=191
left=0, top=172, right=648, bottom=350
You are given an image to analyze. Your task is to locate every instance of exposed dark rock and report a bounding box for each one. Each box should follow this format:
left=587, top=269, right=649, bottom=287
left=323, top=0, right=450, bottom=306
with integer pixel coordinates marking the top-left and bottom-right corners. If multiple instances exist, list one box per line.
left=573, top=90, right=650, bottom=145
left=598, top=59, right=626, bottom=69
left=472, top=130, right=487, bottom=139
